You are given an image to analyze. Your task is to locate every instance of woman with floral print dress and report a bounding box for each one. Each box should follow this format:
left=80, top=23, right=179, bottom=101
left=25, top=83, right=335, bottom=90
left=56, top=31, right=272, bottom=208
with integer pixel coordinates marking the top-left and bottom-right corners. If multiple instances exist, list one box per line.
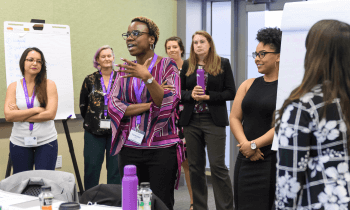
left=275, top=20, right=350, bottom=209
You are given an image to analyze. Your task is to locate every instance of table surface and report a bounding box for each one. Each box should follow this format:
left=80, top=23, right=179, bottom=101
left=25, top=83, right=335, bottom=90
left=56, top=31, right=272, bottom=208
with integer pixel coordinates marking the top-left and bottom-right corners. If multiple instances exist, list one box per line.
left=0, top=190, right=121, bottom=210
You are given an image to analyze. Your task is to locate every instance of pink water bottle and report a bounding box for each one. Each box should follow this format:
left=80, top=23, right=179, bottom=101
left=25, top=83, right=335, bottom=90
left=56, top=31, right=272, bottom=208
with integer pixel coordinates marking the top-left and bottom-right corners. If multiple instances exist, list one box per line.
left=122, top=165, right=138, bottom=210
left=196, top=66, right=205, bottom=95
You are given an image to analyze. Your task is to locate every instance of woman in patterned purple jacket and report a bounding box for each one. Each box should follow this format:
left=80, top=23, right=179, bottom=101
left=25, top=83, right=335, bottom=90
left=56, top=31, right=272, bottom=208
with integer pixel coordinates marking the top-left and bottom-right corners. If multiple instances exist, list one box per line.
left=108, top=17, right=184, bottom=210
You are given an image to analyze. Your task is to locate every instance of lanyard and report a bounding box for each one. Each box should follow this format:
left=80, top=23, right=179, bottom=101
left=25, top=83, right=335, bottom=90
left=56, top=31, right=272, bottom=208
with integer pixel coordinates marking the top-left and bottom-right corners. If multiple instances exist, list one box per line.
left=133, top=54, right=158, bottom=127
left=99, top=71, right=114, bottom=117
left=23, top=78, right=36, bottom=131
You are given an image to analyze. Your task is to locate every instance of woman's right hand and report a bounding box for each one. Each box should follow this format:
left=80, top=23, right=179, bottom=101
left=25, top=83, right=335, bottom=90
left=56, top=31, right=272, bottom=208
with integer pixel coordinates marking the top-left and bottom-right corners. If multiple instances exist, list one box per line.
left=191, top=85, right=205, bottom=101
left=250, top=149, right=264, bottom=161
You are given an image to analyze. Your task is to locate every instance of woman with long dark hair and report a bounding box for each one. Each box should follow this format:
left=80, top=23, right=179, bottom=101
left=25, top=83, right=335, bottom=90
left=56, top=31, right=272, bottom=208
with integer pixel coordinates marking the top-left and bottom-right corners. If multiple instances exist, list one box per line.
left=4, top=47, right=58, bottom=174
left=79, top=45, right=120, bottom=190
left=275, top=19, right=350, bottom=209
left=230, top=27, right=282, bottom=210
left=179, top=30, right=236, bottom=210
left=108, top=17, right=183, bottom=210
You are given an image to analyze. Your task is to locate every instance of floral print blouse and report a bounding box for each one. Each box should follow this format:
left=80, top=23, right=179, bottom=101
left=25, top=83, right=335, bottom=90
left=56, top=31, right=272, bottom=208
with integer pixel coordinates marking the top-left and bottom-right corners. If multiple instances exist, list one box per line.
left=275, top=84, right=349, bottom=210
left=79, top=71, right=118, bottom=136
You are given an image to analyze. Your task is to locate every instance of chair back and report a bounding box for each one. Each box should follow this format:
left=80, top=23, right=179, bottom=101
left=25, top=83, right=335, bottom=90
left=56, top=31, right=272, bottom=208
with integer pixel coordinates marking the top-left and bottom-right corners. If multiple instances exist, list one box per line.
left=0, top=170, right=79, bottom=202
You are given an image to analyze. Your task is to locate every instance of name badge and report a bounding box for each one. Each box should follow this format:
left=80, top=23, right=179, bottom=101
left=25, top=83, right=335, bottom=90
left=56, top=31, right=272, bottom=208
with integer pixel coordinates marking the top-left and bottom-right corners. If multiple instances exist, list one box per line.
left=100, top=119, right=111, bottom=129
left=128, top=128, right=145, bottom=145
left=24, top=136, right=38, bottom=146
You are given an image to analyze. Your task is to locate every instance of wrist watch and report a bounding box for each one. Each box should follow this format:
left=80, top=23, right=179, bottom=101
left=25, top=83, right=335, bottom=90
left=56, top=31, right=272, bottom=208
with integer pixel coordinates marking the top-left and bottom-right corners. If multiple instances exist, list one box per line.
left=250, top=141, right=257, bottom=150
left=145, top=76, right=154, bottom=85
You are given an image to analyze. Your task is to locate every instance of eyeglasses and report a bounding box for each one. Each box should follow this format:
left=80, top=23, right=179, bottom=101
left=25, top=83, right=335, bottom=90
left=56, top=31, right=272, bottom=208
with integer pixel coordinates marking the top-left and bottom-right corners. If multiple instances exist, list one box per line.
left=122, top=30, right=149, bottom=40
left=252, top=51, right=278, bottom=59
left=25, top=58, right=43, bottom=65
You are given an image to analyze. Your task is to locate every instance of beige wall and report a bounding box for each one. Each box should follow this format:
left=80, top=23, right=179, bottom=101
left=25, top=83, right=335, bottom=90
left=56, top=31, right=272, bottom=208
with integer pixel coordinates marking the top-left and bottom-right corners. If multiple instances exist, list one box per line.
left=0, top=0, right=177, bottom=187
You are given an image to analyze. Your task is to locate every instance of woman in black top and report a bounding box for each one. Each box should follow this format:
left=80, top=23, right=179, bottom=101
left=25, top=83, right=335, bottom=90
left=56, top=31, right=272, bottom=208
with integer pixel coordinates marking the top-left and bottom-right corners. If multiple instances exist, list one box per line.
left=179, top=30, right=236, bottom=210
left=79, top=45, right=120, bottom=190
left=230, top=27, right=282, bottom=210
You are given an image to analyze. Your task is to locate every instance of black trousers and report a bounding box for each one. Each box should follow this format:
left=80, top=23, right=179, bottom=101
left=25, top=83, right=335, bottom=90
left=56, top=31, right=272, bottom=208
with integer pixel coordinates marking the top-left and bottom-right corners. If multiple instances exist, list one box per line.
left=183, top=113, right=234, bottom=210
left=118, top=146, right=178, bottom=210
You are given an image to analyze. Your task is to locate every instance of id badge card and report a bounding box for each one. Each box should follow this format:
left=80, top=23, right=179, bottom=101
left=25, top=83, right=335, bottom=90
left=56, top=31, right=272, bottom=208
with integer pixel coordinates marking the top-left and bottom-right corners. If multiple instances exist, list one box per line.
left=128, top=128, right=145, bottom=145
left=24, top=136, right=38, bottom=146
left=100, top=119, right=111, bottom=129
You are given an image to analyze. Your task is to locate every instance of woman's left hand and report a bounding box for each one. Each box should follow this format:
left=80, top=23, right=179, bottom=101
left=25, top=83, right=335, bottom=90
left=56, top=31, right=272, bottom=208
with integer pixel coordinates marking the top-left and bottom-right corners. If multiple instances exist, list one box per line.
left=8, top=103, right=19, bottom=111
left=237, top=141, right=255, bottom=158
left=116, top=57, right=153, bottom=81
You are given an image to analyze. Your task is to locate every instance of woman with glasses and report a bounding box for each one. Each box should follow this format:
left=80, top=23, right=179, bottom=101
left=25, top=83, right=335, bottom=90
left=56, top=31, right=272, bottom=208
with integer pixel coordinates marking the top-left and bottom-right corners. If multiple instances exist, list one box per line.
left=4, top=47, right=58, bottom=174
left=165, top=36, right=194, bottom=210
left=275, top=20, right=350, bottom=209
left=108, top=17, right=183, bottom=210
left=230, top=27, right=281, bottom=210
left=79, top=45, right=120, bottom=191
left=179, top=30, right=236, bottom=210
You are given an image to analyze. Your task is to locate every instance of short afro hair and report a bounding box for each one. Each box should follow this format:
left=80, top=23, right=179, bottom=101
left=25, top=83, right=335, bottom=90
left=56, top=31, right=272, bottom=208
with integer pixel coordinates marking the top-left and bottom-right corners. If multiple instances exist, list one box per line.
left=256, top=27, right=282, bottom=53
left=132, top=17, right=160, bottom=49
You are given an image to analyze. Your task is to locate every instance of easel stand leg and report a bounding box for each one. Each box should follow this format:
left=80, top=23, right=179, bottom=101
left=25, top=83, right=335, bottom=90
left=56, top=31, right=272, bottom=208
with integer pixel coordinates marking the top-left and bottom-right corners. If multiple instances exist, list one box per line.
left=62, top=117, right=84, bottom=195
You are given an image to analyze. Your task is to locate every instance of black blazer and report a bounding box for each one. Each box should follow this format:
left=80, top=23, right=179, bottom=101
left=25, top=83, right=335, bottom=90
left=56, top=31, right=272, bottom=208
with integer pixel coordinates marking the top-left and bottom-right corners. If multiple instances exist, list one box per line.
left=179, top=57, right=236, bottom=127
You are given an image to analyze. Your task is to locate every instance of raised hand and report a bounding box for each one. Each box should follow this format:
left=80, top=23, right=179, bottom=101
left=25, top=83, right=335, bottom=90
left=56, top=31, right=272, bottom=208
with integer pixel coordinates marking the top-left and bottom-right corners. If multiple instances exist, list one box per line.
left=116, top=57, right=153, bottom=81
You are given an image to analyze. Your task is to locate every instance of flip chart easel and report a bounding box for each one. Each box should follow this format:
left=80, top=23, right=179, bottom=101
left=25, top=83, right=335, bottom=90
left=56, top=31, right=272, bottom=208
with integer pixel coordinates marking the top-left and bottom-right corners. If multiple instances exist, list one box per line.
left=4, top=21, right=75, bottom=120
left=271, top=0, right=350, bottom=150
left=3, top=21, right=83, bottom=194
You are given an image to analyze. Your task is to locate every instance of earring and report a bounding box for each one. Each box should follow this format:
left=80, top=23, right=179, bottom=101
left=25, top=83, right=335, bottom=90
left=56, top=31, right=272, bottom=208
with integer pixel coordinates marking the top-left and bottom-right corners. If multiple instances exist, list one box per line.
left=150, top=43, right=155, bottom=50
left=98, top=64, right=101, bottom=70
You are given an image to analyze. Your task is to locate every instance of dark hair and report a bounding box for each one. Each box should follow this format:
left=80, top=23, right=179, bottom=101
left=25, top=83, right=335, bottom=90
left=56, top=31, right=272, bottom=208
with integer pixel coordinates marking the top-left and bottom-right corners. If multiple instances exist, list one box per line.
left=256, top=27, right=282, bottom=53
left=165, top=36, right=185, bottom=57
left=19, top=47, right=47, bottom=107
left=187, top=30, right=222, bottom=77
left=131, top=17, right=159, bottom=49
left=275, top=19, right=350, bottom=144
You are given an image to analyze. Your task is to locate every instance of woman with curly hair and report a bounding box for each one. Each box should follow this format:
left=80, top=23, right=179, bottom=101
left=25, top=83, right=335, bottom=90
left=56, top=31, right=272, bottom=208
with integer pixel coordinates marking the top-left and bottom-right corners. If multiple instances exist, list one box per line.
left=230, top=27, right=282, bottom=210
left=275, top=20, right=350, bottom=209
left=108, top=17, right=183, bottom=210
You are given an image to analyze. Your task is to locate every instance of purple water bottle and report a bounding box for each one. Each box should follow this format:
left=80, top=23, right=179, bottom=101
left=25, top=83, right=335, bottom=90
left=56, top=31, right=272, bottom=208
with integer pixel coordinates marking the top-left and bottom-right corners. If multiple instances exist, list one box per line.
left=196, top=66, right=205, bottom=95
left=122, top=165, right=138, bottom=210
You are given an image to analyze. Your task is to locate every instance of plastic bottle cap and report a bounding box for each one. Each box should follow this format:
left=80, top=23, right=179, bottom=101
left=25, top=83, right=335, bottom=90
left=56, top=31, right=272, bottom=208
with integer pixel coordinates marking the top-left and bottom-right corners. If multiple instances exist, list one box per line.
left=124, top=165, right=137, bottom=175
left=41, top=186, right=51, bottom=191
left=58, top=202, right=81, bottom=210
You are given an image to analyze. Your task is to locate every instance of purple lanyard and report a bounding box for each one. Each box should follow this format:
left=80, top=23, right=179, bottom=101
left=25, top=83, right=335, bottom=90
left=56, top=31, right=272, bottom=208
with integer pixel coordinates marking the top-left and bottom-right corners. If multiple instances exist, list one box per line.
left=99, top=71, right=114, bottom=117
left=23, top=78, right=36, bottom=131
left=133, top=54, right=158, bottom=126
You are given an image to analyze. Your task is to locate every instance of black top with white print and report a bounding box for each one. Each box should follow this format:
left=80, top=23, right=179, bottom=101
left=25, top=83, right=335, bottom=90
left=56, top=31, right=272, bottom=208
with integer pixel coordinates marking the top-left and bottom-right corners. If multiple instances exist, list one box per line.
left=275, top=84, right=349, bottom=210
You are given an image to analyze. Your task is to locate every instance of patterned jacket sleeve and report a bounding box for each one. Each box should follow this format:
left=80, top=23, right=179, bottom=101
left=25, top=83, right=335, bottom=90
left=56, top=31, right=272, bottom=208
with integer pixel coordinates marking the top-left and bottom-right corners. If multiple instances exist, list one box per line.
left=275, top=101, right=313, bottom=209
left=145, top=58, right=181, bottom=146
left=108, top=71, right=131, bottom=155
